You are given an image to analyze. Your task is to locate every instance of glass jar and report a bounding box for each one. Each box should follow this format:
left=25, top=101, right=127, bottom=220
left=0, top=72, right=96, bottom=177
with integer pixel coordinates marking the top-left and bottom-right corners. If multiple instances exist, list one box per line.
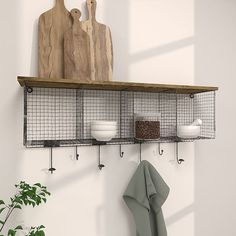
left=135, top=112, right=161, bottom=140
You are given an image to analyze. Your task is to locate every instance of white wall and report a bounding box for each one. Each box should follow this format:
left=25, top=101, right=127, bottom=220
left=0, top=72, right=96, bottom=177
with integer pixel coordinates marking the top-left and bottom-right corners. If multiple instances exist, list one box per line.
left=195, top=0, right=236, bottom=236
left=0, top=0, right=195, bottom=235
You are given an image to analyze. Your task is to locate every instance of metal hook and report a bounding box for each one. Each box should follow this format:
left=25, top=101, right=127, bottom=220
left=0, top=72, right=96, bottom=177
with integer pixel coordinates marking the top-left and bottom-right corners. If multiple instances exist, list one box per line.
left=139, top=143, right=142, bottom=163
left=75, top=146, right=79, bottom=160
left=153, top=143, right=164, bottom=156
left=98, top=145, right=105, bottom=170
left=176, top=142, right=184, bottom=165
left=120, top=145, right=124, bottom=158
left=48, top=148, right=56, bottom=174
left=158, top=143, right=164, bottom=156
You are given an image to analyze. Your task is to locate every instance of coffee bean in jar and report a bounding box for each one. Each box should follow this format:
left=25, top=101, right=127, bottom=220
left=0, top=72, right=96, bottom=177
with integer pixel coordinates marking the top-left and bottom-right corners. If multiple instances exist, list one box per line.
left=135, top=120, right=160, bottom=140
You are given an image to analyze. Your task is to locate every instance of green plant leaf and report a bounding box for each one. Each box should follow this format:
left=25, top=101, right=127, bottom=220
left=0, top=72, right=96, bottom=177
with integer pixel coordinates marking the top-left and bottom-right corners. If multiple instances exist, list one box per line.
left=39, top=192, right=45, bottom=197
left=37, top=231, right=45, bottom=236
left=8, top=229, right=16, bottom=236
left=45, top=191, right=50, bottom=196
left=14, top=205, right=22, bottom=210
left=41, top=198, right=46, bottom=203
left=14, top=198, right=23, bottom=205
left=0, top=208, right=5, bottom=214
left=14, top=225, right=23, bottom=230
left=22, top=199, right=28, bottom=205
left=0, top=200, right=4, bottom=205
left=38, top=225, right=45, bottom=230
left=34, top=183, right=41, bottom=188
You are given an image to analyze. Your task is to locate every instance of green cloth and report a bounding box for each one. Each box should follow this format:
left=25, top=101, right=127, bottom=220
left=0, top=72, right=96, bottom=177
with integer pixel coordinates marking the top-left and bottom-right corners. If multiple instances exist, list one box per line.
left=123, top=160, right=170, bottom=236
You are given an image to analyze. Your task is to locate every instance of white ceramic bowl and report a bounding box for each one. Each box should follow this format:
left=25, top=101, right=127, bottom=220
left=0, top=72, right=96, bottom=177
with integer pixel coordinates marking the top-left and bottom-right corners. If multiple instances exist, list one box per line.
left=91, top=130, right=117, bottom=141
left=91, top=124, right=117, bottom=131
left=177, top=125, right=201, bottom=139
left=91, top=120, right=117, bottom=126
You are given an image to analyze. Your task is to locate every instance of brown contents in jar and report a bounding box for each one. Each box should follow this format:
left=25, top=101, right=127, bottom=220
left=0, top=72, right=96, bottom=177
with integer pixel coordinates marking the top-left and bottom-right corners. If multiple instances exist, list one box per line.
left=135, top=121, right=160, bottom=140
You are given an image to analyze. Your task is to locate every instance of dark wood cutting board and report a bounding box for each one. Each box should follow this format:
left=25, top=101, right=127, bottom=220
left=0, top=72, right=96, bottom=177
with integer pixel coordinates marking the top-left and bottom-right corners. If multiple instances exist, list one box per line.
left=38, top=0, right=72, bottom=78
left=64, top=9, right=91, bottom=81
left=81, top=0, right=113, bottom=81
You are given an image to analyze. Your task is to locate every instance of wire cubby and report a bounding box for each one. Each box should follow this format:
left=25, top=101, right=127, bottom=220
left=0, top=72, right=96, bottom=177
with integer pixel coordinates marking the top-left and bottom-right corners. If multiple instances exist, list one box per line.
left=24, top=87, right=216, bottom=148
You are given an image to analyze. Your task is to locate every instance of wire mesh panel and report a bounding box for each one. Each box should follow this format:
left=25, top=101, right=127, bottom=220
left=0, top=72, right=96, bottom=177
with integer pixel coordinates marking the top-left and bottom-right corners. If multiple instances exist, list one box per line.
left=134, top=92, right=159, bottom=114
left=25, top=87, right=77, bottom=147
left=120, top=91, right=134, bottom=139
left=176, top=92, right=215, bottom=140
left=76, top=90, right=84, bottom=140
left=83, top=90, right=120, bottom=140
left=194, top=92, right=215, bottom=138
left=177, top=94, right=194, bottom=126
left=24, top=87, right=216, bottom=147
left=159, top=93, right=177, bottom=138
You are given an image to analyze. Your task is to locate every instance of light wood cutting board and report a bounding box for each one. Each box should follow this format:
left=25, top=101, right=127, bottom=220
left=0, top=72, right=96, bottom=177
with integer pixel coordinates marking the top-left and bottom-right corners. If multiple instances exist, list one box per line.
left=38, top=0, right=72, bottom=78
left=81, top=0, right=113, bottom=81
left=64, top=9, right=91, bottom=81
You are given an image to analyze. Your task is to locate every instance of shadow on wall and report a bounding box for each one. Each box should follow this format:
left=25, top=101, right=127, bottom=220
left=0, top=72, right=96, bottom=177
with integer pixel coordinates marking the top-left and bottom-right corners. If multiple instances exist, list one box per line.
left=102, top=144, right=195, bottom=236
left=130, top=37, right=194, bottom=63
left=30, top=19, right=39, bottom=76
left=22, top=0, right=196, bottom=235
left=104, top=0, right=194, bottom=83
left=103, top=0, right=195, bottom=235
left=104, top=0, right=130, bottom=82
left=165, top=203, right=194, bottom=226
left=0, top=0, right=22, bottom=231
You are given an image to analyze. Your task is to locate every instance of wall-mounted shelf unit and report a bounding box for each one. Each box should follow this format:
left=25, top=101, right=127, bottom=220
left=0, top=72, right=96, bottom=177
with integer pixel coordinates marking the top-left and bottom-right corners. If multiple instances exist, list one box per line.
left=17, top=76, right=218, bottom=148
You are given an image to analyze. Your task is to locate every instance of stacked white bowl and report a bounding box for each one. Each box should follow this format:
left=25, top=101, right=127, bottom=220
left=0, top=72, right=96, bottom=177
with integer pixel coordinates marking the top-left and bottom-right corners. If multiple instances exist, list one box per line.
left=91, top=121, right=117, bottom=141
left=177, top=119, right=202, bottom=139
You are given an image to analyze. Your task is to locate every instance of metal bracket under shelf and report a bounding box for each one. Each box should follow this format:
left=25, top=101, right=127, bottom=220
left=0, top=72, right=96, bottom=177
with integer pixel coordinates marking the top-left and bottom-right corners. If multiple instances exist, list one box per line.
left=24, top=136, right=213, bottom=149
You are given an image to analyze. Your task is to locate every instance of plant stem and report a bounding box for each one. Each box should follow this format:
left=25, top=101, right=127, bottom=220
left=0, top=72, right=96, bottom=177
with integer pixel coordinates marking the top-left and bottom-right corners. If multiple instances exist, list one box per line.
left=0, top=206, right=15, bottom=232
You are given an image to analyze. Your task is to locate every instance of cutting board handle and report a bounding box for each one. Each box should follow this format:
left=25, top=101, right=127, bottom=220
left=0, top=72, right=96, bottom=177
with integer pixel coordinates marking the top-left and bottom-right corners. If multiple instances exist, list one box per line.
left=86, top=0, right=97, bottom=21
left=55, top=0, right=66, bottom=8
left=71, top=8, right=82, bottom=24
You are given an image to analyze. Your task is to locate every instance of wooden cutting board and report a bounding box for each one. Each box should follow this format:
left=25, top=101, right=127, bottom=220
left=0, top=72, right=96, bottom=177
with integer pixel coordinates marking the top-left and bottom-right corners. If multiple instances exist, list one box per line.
left=64, top=9, right=91, bottom=81
left=81, top=0, right=113, bottom=81
left=38, top=0, right=72, bottom=78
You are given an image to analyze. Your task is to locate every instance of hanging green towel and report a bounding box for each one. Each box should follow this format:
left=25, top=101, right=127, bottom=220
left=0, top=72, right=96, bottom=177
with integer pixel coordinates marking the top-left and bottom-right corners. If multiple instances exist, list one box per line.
left=123, top=160, right=170, bottom=236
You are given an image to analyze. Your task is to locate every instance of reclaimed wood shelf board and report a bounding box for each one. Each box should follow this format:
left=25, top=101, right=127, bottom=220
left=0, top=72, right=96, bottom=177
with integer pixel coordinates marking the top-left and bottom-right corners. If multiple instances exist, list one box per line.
left=17, top=76, right=218, bottom=94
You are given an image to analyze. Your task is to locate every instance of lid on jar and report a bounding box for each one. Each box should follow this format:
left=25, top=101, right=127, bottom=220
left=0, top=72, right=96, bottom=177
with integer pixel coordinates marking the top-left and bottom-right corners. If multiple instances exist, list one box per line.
left=135, top=112, right=161, bottom=120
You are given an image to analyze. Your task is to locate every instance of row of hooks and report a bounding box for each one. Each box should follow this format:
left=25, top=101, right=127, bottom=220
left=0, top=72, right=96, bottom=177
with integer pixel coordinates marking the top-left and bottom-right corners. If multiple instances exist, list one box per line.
left=48, top=143, right=184, bottom=173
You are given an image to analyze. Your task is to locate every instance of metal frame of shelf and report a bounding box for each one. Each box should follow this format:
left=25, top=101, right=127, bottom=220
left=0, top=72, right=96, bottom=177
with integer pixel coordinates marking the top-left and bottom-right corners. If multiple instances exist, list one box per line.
left=18, top=76, right=218, bottom=169
left=21, top=84, right=216, bottom=148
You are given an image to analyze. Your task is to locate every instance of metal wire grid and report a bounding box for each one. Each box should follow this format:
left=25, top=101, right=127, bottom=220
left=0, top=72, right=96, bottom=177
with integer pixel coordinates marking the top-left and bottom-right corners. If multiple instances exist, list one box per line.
left=194, top=92, right=215, bottom=138
left=159, top=93, right=177, bottom=138
left=24, top=87, right=216, bottom=147
left=134, top=92, right=159, bottom=114
left=76, top=90, right=84, bottom=140
left=120, top=91, right=134, bottom=139
left=25, top=88, right=76, bottom=146
left=82, top=90, right=121, bottom=140
left=177, top=94, right=194, bottom=126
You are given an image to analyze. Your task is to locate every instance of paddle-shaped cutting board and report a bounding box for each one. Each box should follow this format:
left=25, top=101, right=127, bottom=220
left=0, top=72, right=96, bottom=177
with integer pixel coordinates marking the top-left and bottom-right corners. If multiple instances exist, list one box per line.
left=38, top=0, right=72, bottom=78
left=64, top=9, right=91, bottom=81
left=81, top=0, right=113, bottom=81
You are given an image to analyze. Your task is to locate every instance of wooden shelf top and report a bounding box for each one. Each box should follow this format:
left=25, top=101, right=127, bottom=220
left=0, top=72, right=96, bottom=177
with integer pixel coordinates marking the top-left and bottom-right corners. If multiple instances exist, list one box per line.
left=17, top=76, right=218, bottom=94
